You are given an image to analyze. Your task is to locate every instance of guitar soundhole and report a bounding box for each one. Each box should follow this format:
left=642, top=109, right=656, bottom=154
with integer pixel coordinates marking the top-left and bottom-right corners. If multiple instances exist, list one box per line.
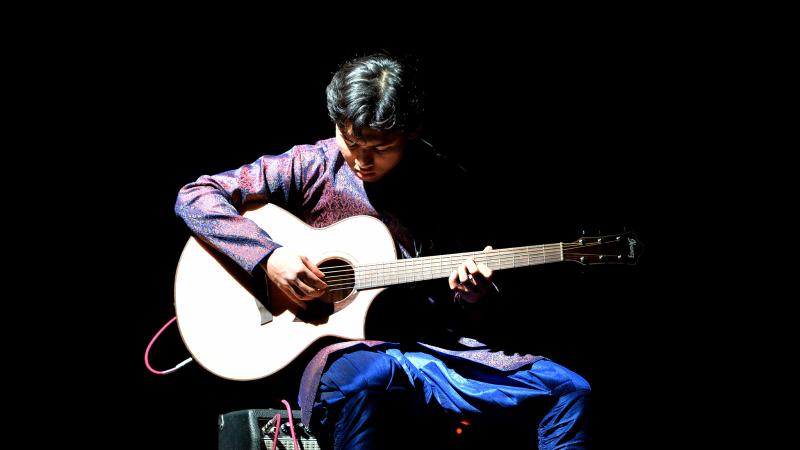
left=319, top=258, right=354, bottom=304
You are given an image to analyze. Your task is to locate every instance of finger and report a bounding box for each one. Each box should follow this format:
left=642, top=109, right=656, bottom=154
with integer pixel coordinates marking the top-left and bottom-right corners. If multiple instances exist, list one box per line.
left=458, top=263, right=470, bottom=283
left=301, top=268, right=328, bottom=290
left=448, top=270, right=459, bottom=289
left=301, top=256, right=326, bottom=279
left=465, top=259, right=480, bottom=284
left=476, top=262, right=493, bottom=280
left=293, top=278, right=321, bottom=300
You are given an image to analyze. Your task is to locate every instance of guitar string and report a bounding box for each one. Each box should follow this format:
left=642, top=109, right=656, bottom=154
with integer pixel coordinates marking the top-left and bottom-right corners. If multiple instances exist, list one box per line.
left=315, top=247, right=563, bottom=275
left=318, top=249, right=566, bottom=279
left=304, top=240, right=629, bottom=292
left=319, top=251, right=577, bottom=284
left=321, top=250, right=565, bottom=291
left=318, top=251, right=569, bottom=289
left=320, top=247, right=630, bottom=290
left=316, top=245, right=591, bottom=278
left=320, top=249, right=565, bottom=277
left=311, top=239, right=620, bottom=274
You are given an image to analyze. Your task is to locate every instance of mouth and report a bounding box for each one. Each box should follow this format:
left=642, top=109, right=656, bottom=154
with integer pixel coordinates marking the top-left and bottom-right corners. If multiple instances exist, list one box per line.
left=354, top=165, right=376, bottom=175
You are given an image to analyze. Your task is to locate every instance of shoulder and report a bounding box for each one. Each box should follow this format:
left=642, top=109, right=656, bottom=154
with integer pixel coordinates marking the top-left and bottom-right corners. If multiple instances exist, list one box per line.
left=288, top=137, right=337, bottom=158
left=260, top=138, right=337, bottom=167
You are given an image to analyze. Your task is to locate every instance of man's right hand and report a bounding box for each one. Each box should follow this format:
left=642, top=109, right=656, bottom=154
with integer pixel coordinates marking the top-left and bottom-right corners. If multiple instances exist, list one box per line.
left=263, top=247, right=327, bottom=304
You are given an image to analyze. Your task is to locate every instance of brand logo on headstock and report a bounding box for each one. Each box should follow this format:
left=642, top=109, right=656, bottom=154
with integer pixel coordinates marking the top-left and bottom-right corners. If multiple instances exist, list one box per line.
left=627, top=237, right=637, bottom=258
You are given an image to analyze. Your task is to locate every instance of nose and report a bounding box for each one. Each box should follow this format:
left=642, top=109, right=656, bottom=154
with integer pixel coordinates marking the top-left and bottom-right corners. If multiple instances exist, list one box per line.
left=355, top=149, right=374, bottom=168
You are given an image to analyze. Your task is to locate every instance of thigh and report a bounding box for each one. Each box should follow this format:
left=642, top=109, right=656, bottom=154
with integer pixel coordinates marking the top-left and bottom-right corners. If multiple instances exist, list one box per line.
left=511, top=358, right=591, bottom=397
left=319, top=349, right=413, bottom=397
left=392, top=352, right=589, bottom=417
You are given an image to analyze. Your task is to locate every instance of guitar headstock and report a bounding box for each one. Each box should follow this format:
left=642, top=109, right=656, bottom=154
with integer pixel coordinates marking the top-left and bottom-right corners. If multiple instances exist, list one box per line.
left=563, top=231, right=642, bottom=265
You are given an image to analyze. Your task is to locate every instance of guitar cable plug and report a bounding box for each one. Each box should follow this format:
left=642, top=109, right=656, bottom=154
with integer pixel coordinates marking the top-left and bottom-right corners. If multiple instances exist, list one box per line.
left=144, top=316, right=194, bottom=375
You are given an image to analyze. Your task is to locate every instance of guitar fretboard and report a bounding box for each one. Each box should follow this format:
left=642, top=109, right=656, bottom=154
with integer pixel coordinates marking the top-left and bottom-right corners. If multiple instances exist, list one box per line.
left=354, top=244, right=563, bottom=290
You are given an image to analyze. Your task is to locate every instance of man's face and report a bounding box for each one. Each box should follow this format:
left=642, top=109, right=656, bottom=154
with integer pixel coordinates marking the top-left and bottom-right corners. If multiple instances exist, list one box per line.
left=336, top=124, right=407, bottom=182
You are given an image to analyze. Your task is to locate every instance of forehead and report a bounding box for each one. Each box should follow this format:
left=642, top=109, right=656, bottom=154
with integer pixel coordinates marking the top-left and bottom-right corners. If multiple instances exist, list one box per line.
left=340, top=124, right=404, bottom=145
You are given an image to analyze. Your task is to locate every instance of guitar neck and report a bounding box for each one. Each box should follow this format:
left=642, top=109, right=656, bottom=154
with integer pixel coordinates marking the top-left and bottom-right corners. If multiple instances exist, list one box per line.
left=354, top=243, right=563, bottom=290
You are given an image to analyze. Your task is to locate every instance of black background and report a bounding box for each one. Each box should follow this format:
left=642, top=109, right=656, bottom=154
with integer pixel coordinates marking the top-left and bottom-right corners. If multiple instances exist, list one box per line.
left=138, top=30, right=690, bottom=448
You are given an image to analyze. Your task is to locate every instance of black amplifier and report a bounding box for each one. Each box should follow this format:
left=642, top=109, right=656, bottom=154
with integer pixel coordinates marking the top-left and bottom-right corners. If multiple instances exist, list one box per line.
left=218, top=408, right=320, bottom=450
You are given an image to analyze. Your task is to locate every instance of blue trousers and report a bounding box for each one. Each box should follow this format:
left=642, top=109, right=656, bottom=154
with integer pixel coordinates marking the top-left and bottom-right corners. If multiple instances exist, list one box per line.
left=312, top=348, right=590, bottom=449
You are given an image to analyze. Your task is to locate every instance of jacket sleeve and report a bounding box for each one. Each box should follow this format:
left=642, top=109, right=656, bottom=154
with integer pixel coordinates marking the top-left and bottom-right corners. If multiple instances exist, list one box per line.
left=174, top=147, right=305, bottom=274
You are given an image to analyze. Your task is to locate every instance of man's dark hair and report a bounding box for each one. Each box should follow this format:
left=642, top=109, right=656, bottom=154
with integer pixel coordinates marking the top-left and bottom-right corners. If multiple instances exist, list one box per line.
left=326, top=53, right=424, bottom=139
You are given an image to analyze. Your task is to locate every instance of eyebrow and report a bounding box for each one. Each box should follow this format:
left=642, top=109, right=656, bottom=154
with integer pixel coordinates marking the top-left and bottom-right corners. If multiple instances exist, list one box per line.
left=342, top=130, right=399, bottom=147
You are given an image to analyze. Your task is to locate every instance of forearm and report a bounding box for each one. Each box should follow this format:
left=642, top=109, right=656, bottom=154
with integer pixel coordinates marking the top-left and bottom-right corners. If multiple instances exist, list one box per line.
left=176, top=177, right=280, bottom=273
left=175, top=151, right=300, bottom=274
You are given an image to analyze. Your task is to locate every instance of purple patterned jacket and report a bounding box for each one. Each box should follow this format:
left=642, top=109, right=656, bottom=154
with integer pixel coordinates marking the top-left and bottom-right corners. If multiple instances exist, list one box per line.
left=175, top=138, right=540, bottom=424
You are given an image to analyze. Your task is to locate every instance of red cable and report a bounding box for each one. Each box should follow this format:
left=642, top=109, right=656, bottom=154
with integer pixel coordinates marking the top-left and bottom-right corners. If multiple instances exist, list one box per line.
left=281, top=399, right=300, bottom=449
left=271, top=413, right=281, bottom=450
left=144, top=316, right=192, bottom=374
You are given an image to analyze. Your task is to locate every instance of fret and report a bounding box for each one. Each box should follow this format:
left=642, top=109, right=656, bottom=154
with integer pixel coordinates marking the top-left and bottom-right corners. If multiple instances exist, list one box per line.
left=354, top=244, right=572, bottom=289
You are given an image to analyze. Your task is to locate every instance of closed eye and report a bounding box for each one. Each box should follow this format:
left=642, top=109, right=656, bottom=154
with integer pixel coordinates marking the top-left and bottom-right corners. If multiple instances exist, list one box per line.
left=346, top=141, right=391, bottom=153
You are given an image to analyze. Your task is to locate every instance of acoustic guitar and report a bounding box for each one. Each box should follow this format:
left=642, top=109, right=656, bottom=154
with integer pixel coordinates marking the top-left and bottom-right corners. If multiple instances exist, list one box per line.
left=174, top=203, right=641, bottom=380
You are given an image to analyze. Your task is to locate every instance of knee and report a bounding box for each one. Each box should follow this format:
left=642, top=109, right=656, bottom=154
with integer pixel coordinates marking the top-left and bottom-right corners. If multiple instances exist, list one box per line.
left=530, top=359, right=591, bottom=397
left=569, top=372, right=591, bottom=395
left=320, top=350, right=407, bottom=394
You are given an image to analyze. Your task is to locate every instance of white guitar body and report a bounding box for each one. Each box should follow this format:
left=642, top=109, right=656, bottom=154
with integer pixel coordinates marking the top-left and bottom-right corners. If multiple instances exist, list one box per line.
left=174, top=204, right=396, bottom=381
